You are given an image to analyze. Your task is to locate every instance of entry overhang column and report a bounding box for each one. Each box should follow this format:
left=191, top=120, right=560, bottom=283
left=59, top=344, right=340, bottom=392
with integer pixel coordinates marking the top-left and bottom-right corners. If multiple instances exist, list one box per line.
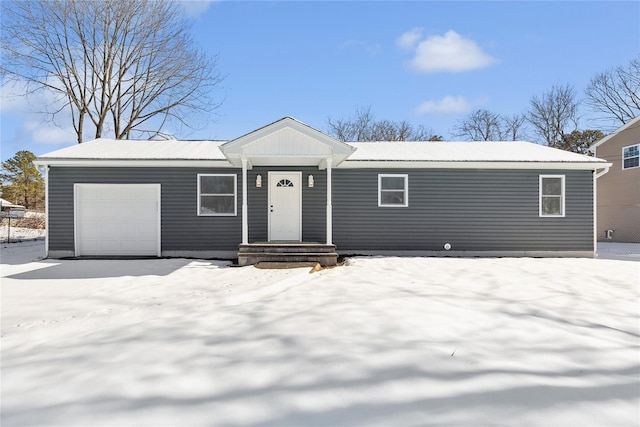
left=241, top=158, right=248, bottom=245
left=326, top=157, right=333, bottom=245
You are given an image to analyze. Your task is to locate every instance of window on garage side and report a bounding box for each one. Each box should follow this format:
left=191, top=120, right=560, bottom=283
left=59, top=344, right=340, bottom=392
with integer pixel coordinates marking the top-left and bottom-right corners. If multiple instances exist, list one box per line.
left=198, top=174, right=237, bottom=216
left=539, top=175, right=565, bottom=217
left=378, top=174, right=408, bottom=207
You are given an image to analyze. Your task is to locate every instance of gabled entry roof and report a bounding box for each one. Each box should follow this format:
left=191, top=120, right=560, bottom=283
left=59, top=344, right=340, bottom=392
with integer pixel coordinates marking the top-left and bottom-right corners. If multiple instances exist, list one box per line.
left=220, top=117, right=356, bottom=169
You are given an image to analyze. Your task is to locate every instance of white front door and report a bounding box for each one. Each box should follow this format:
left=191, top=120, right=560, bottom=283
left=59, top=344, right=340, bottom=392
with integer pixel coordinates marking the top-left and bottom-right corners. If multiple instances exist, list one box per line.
left=268, top=172, right=302, bottom=241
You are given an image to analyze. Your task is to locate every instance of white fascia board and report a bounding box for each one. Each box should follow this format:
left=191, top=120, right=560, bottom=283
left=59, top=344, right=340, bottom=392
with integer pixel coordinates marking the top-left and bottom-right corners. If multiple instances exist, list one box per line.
left=34, top=159, right=235, bottom=168
left=338, top=160, right=612, bottom=170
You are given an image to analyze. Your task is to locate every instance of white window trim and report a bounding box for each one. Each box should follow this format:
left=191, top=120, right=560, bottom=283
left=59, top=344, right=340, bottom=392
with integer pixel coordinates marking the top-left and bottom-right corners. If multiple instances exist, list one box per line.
left=378, top=174, right=408, bottom=207
left=539, top=175, right=565, bottom=218
left=622, top=143, right=639, bottom=170
left=197, top=173, right=237, bottom=216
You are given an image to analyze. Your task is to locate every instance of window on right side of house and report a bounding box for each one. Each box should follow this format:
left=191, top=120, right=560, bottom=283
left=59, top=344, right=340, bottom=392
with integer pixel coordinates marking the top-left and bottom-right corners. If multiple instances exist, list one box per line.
left=539, top=175, right=565, bottom=217
left=622, top=144, right=639, bottom=169
left=378, top=174, right=408, bottom=207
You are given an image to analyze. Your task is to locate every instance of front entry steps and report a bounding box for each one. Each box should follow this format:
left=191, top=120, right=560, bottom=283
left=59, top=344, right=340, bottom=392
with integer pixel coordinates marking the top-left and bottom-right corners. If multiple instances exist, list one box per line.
left=237, top=242, right=338, bottom=267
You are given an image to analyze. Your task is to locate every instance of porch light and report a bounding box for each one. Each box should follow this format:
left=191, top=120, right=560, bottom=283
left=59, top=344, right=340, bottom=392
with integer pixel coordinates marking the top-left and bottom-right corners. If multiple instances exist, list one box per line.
left=256, top=174, right=262, bottom=188
left=308, top=174, right=314, bottom=188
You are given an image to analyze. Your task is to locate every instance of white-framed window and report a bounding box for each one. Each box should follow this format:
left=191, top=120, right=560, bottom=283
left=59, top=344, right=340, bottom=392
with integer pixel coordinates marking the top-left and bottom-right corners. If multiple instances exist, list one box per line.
left=539, top=175, right=565, bottom=217
left=197, top=174, right=237, bottom=216
left=622, top=144, right=639, bottom=170
left=378, top=174, right=408, bottom=207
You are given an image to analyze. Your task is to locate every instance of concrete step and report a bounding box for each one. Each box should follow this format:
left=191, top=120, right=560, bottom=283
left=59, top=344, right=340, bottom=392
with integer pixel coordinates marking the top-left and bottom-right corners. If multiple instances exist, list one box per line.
left=237, top=251, right=338, bottom=267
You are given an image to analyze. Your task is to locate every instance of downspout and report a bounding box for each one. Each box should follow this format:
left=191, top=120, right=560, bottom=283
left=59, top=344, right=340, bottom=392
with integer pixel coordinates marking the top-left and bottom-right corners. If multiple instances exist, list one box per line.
left=595, top=166, right=610, bottom=179
left=593, top=165, right=611, bottom=257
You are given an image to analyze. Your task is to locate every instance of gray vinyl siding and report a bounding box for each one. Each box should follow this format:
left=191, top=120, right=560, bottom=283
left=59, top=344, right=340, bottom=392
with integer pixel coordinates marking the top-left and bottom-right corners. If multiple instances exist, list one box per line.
left=48, top=167, right=243, bottom=253
left=48, top=166, right=594, bottom=255
left=332, top=169, right=594, bottom=252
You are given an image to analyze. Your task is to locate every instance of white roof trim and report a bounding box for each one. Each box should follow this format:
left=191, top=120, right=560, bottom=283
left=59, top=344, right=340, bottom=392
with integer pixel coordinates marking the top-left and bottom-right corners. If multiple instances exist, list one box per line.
left=34, top=158, right=611, bottom=171
left=339, top=160, right=611, bottom=170
left=589, top=115, right=640, bottom=151
left=35, top=159, right=235, bottom=168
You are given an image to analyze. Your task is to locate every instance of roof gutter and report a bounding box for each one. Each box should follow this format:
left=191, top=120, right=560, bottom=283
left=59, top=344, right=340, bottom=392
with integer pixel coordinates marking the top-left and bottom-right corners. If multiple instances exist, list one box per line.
left=34, top=159, right=233, bottom=168
left=339, top=160, right=612, bottom=170
left=595, top=165, right=610, bottom=179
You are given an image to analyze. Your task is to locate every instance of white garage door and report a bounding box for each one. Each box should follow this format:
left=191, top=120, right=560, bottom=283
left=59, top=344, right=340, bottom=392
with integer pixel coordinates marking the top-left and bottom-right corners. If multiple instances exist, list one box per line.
left=75, top=184, right=161, bottom=256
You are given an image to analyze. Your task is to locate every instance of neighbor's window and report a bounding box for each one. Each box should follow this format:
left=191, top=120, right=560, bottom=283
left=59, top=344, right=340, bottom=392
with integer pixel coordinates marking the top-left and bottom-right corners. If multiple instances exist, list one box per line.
left=378, top=174, right=408, bottom=207
left=539, top=175, right=565, bottom=217
left=197, top=174, right=237, bottom=216
left=623, top=144, right=639, bottom=170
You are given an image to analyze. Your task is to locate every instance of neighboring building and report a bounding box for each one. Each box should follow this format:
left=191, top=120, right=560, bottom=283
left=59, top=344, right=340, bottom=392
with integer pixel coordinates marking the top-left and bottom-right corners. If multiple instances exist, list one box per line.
left=590, top=116, right=640, bottom=243
left=0, top=198, right=26, bottom=218
left=36, top=117, right=610, bottom=264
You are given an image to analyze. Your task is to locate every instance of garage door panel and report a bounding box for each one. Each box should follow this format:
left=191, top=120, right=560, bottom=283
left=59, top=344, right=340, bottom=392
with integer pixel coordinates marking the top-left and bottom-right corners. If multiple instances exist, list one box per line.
left=75, top=184, right=160, bottom=256
left=130, top=201, right=158, bottom=217
left=82, top=204, right=109, bottom=219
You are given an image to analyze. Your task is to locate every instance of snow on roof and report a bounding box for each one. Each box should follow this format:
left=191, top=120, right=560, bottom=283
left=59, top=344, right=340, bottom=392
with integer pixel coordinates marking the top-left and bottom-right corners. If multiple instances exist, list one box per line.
left=37, top=138, right=227, bottom=160
left=345, top=140, right=607, bottom=163
left=36, top=137, right=608, bottom=166
left=0, top=198, right=24, bottom=208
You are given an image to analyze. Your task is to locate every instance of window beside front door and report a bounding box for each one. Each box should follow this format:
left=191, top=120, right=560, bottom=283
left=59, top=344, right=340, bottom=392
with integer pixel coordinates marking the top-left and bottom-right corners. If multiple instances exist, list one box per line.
left=197, top=174, right=237, bottom=216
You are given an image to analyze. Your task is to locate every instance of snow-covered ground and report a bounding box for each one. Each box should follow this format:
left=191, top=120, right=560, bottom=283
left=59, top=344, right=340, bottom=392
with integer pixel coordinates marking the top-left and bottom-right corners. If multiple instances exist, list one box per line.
left=0, top=225, right=46, bottom=243
left=1, top=241, right=639, bottom=427
left=0, top=211, right=46, bottom=243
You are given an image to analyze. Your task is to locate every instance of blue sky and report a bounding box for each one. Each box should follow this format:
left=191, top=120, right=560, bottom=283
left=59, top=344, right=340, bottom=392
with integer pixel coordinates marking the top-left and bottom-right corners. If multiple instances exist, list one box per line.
left=1, top=0, right=639, bottom=161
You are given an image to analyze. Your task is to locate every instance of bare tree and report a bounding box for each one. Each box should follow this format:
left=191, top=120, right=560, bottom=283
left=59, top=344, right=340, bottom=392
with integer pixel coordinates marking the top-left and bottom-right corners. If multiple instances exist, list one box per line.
left=527, top=84, right=578, bottom=148
left=452, top=109, right=504, bottom=141
left=327, top=106, right=375, bottom=141
left=501, top=114, right=529, bottom=141
left=453, top=110, right=529, bottom=141
left=327, top=106, right=437, bottom=141
left=585, top=56, right=640, bottom=126
left=1, top=0, right=223, bottom=143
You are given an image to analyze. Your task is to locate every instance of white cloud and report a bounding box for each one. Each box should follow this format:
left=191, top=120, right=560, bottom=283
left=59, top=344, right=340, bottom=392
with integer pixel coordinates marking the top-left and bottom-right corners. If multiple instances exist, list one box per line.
left=179, top=0, right=218, bottom=20
left=1, top=80, right=87, bottom=146
left=25, top=120, right=77, bottom=145
left=408, top=30, right=496, bottom=73
left=414, top=95, right=473, bottom=115
left=396, top=27, right=423, bottom=50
